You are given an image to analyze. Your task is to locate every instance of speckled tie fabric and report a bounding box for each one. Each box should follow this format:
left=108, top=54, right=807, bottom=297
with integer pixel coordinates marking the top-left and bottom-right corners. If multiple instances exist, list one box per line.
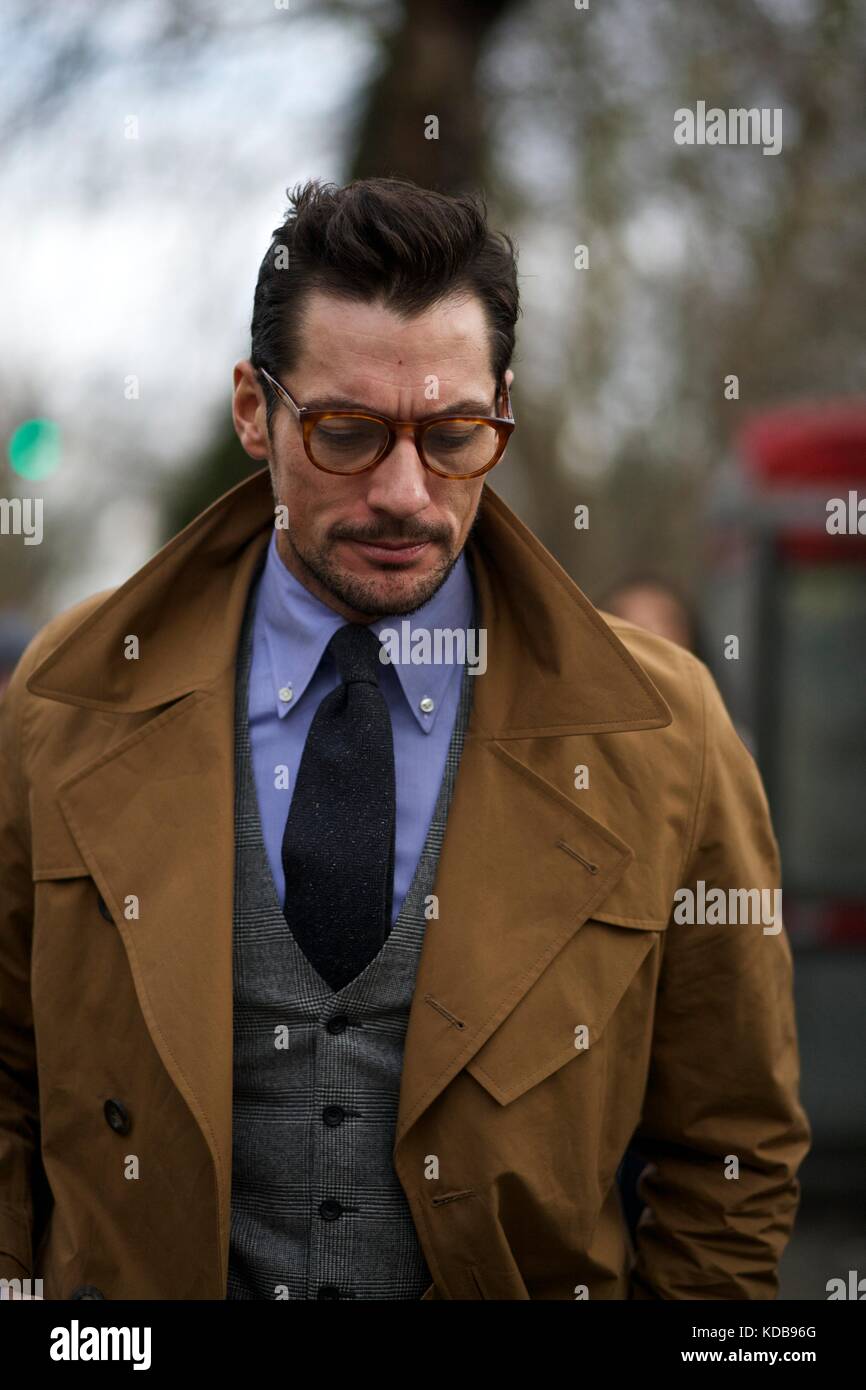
left=281, top=623, right=396, bottom=992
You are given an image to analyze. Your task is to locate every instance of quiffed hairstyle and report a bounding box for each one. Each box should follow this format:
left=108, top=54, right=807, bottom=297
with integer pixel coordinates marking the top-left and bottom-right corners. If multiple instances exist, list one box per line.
left=250, top=177, right=520, bottom=431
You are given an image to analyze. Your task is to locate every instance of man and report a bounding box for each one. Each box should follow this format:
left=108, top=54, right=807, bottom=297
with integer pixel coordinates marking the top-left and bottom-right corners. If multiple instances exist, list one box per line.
left=0, top=177, right=809, bottom=1301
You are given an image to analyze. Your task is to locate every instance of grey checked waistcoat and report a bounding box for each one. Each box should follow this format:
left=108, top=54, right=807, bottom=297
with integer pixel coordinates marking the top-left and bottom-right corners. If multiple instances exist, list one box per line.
left=227, top=569, right=476, bottom=1300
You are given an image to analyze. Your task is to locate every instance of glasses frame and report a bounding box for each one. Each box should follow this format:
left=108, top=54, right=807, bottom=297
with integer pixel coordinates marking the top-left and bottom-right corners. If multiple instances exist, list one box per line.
left=256, top=366, right=515, bottom=479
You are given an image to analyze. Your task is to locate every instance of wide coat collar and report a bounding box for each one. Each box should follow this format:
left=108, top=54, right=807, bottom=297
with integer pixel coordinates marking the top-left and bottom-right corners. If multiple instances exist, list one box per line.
left=26, top=465, right=672, bottom=1290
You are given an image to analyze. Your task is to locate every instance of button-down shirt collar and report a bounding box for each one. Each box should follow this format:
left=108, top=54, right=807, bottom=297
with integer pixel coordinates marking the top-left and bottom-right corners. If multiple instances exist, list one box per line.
left=257, top=528, right=474, bottom=733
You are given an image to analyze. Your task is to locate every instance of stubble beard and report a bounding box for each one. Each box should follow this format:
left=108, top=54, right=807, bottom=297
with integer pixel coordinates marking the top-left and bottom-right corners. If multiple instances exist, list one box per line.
left=282, top=527, right=462, bottom=618
left=267, top=459, right=483, bottom=619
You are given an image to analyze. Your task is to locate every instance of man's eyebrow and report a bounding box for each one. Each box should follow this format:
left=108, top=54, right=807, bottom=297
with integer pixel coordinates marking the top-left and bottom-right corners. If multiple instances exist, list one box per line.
left=301, top=394, right=496, bottom=418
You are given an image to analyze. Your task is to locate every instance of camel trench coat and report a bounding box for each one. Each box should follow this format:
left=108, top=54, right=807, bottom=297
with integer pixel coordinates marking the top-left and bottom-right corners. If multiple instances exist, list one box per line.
left=0, top=468, right=810, bottom=1299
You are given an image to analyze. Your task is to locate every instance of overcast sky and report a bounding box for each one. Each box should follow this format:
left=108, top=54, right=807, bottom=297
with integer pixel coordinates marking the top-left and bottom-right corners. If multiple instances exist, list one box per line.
left=3, top=0, right=847, bottom=621
left=1, top=2, right=382, bottom=613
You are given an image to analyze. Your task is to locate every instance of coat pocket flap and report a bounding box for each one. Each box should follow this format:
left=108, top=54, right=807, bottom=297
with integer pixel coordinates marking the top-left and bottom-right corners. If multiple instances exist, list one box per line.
left=464, top=916, right=663, bottom=1105
left=587, top=909, right=668, bottom=930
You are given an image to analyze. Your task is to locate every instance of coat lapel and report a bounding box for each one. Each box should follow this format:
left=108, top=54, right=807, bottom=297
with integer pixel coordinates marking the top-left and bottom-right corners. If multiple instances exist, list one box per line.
left=25, top=467, right=672, bottom=1288
left=394, top=736, right=636, bottom=1140
left=26, top=471, right=273, bottom=1291
left=394, top=486, right=672, bottom=1140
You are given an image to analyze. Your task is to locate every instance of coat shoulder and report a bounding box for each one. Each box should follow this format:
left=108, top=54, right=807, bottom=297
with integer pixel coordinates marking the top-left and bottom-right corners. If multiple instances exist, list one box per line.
left=596, top=608, right=711, bottom=730
left=16, top=589, right=117, bottom=692
left=595, top=607, right=761, bottom=779
left=3, top=589, right=117, bottom=755
left=0, top=591, right=119, bottom=874
left=597, top=609, right=761, bottom=799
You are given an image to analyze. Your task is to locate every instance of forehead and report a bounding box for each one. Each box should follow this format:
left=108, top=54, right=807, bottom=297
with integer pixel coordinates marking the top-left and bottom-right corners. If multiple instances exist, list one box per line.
left=294, top=288, right=493, bottom=389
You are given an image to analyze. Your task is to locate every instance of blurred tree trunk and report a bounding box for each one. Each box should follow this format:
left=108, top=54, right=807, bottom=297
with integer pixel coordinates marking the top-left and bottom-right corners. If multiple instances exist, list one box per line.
left=348, top=0, right=518, bottom=190
left=163, top=0, right=520, bottom=537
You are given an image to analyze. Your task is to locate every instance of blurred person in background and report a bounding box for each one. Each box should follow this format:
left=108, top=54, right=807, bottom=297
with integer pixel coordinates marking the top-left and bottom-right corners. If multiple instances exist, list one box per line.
left=598, top=575, right=700, bottom=655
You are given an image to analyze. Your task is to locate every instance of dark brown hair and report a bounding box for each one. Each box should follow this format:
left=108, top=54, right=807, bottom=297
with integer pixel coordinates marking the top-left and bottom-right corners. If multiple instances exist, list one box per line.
left=249, top=177, right=520, bottom=431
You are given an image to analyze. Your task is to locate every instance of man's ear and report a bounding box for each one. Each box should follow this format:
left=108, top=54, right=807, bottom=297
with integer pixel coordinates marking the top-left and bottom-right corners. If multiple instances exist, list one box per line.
left=505, top=368, right=514, bottom=388
left=232, top=360, right=270, bottom=461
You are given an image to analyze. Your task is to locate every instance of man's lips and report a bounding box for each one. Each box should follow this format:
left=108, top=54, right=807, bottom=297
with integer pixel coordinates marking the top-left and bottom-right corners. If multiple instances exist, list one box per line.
left=340, top=538, right=434, bottom=563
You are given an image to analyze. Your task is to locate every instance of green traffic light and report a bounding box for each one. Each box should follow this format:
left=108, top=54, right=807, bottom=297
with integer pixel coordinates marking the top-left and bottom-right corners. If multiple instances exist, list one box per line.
left=8, top=419, right=61, bottom=481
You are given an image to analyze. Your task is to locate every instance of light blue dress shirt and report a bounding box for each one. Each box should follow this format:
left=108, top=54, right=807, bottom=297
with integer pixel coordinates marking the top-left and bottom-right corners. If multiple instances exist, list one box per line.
left=247, top=528, right=476, bottom=927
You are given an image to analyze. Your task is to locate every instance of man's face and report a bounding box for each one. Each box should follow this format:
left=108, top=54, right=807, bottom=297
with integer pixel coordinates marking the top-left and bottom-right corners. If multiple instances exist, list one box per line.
left=233, top=288, right=504, bottom=621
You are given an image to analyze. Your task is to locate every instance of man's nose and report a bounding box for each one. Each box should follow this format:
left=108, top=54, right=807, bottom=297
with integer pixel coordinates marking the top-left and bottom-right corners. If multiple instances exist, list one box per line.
left=363, top=433, right=432, bottom=516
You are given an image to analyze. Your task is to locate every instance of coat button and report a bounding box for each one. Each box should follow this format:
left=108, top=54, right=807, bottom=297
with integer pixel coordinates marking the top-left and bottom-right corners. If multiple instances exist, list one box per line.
left=325, top=1015, right=349, bottom=1035
left=322, top=1105, right=345, bottom=1128
left=70, top=1285, right=105, bottom=1299
left=96, top=893, right=113, bottom=923
left=103, top=1099, right=131, bottom=1135
left=318, top=1199, right=343, bottom=1221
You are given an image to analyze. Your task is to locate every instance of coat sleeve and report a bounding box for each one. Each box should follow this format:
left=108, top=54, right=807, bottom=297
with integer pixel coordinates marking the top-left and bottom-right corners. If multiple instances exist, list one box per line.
left=627, top=658, right=811, bottom=1299
left=0, top=651, right=39, bottom=1279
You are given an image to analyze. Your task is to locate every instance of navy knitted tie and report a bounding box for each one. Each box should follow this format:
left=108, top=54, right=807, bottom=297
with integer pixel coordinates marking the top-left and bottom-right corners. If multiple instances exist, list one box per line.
left=281, top=623, right=396, bottom=992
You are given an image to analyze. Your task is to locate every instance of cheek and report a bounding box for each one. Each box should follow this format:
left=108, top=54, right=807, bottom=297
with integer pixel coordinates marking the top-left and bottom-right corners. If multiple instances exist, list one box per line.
left=449, top=488, right=483, bottom=541
left=277, top=465, right=347, bottom=544
left=271, top=442, right=315, bottom=515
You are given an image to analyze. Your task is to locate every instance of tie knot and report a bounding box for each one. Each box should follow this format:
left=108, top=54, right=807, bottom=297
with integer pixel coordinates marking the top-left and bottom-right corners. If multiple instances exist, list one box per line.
left=328, top=623, right=384, bottom=686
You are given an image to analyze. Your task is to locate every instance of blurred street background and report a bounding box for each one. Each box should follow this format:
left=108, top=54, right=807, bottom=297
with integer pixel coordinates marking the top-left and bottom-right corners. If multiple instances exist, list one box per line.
left=1, top=0, right=864, bottom=1299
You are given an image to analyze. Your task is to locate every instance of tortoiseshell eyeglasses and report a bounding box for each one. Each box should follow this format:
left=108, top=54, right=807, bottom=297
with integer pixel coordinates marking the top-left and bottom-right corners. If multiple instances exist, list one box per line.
left=257, top=366, right=515, bottom=480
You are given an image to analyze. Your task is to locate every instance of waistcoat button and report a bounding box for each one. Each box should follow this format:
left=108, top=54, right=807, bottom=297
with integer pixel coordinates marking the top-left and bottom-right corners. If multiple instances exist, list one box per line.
left=317, top=1285, right=341, bottom=1299
left=322, top=1105, right=345, bottom=1127
left=319, top=1199, right=343, bottom=1221
left=325, top=1015, right=349, bottom=1035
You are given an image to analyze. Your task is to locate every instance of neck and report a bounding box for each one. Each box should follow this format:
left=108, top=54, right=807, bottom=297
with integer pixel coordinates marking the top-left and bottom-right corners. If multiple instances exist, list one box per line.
left=274, top=529, right=377, bottom=624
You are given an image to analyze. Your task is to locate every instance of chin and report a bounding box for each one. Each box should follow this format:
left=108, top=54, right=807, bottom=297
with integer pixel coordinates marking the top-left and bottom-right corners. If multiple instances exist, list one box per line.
left=342, top=571, right=440, bottom=618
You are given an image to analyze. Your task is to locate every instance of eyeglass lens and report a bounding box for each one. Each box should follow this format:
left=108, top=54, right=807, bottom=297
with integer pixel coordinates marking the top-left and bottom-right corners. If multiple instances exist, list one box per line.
left=309, top=417, right=501, bottom=475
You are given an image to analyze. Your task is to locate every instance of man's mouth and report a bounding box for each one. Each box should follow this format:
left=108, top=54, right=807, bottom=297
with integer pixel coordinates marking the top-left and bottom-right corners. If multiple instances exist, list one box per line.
left=341, top=538, right=434, bottom=564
